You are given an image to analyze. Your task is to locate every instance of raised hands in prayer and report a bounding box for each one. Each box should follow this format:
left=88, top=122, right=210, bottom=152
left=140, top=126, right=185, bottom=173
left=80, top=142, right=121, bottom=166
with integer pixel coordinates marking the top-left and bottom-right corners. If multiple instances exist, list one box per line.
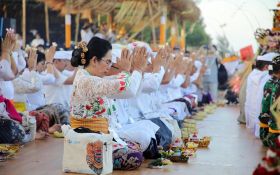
left=44, top=45, right=57, bottom=76
left=151, top=48, right=166, bottom=73
left=173, top=53, right=186, bottom=75
left=114, top=48, right=133, bottom=72
left=1, top=28, right=16, bottom=61
left=161, top=67, right=175, bottom=85
left=28, top=48, right=38, bottom=71
left=184, top=52, right=197, bottom=76
left=161, top=56, right=176, bottom=84
left=132, top=47, right=148, bottom=72
left=45, top=45, right=56, bottom=64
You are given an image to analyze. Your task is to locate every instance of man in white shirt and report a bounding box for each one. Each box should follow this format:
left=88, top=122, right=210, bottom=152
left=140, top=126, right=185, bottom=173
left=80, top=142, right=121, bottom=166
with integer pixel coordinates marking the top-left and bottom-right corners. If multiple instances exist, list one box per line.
left=31, top=33, right=45, bottom=47
left=12, top=47, right=57, bottom=110
left=2, top=50, right=24, bottom=100
left=245, top=53, right=276, bottom=135
left=80, top=23, right=94, bottom=44
left=62, top=51, right=75, bottom=108
left=44, top=51, right=76, bottom=108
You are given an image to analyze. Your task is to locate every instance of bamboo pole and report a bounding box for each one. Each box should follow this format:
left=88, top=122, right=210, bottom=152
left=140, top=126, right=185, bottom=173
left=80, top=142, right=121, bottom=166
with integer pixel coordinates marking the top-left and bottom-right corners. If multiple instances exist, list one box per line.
left=3, top=5, right=7, bottom=18
left=44, top=3, right=50, bottom=45
left=75, top=13, right=80, bottom=45
left=107, top=13, right=112, bottom=30
left=22, top=0, right=26, bottom=48
left=148, top=0, right=156, bottom=45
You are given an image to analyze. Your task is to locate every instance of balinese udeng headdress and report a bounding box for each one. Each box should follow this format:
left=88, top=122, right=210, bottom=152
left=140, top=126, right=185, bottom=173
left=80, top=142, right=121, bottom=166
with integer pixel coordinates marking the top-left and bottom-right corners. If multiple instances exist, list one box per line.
left=76, top=41, right=88, bottom=65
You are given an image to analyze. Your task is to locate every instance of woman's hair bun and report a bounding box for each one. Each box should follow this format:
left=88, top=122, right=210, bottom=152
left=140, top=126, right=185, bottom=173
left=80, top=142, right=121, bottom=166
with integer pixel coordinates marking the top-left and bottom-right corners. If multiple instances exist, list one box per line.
left=71, top=48, right=83, bottom=67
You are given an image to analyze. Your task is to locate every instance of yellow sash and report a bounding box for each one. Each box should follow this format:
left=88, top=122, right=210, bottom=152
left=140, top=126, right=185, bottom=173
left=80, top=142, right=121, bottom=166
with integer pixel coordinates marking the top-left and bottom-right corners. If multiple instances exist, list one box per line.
left=269, top=128, right=280, bottom=134
left=259, top=122, right=269, bottom=128
left=70, top=117, right=109, bottom=134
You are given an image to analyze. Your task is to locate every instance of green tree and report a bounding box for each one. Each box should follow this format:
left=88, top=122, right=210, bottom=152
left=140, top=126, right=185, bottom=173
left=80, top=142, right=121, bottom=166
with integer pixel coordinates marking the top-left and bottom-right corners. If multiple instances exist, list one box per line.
left=216, top=34, right=235, bottom=57
left=185, top=19, right=211, bottom=47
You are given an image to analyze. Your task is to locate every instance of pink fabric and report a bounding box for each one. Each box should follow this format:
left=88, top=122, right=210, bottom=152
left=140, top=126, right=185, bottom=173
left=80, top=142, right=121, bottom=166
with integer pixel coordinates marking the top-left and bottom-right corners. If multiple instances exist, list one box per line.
left=0, top=96, right=22, bottom=123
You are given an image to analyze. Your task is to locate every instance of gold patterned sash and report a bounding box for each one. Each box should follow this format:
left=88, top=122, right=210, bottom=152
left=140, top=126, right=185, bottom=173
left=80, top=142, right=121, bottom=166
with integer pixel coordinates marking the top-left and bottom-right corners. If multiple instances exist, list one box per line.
left=70, top=117, right=109, bottom=134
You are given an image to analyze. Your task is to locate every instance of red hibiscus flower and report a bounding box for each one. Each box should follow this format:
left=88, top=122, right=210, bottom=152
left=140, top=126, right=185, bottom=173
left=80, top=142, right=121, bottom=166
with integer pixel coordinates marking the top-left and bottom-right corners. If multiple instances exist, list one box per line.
left=119, top=87, right=125, bottom=91
left=95, top=108, right=106, bottom=115
left=97, top=98, right=104, bottom=105
left=120, top=81, right=125, bottom=86
left=85, top=105, right=92, bottom=110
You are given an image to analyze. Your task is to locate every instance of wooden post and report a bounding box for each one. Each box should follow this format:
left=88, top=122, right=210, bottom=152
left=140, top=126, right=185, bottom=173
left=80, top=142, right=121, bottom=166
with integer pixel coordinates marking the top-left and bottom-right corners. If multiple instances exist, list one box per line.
left=22, top=0, right=26, bottom=48
left=44, top=3, right=50, bottom=45
left=98, top=14, right=101, bottom=27
left=75, top=13, right=80, bottom=45
left=180, top=22, right=186, bottom=51
left=170, top=25, right=177, bottom=49
left=3, top=5, right=7, bottom=18
left=107, top=13, right=112, bottom=30
left=148, top=0, right=156, bottom=45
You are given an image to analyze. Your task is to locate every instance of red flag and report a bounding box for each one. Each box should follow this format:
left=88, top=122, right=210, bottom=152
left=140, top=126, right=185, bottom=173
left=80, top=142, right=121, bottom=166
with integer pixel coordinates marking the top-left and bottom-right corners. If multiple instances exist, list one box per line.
left=240, top=45, right=254, bottom=61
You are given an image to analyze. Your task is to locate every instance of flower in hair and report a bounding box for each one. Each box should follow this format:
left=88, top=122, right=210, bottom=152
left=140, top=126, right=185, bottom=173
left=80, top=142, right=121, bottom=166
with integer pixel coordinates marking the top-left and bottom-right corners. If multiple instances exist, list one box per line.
left=76, top=41, right=88, bottom=65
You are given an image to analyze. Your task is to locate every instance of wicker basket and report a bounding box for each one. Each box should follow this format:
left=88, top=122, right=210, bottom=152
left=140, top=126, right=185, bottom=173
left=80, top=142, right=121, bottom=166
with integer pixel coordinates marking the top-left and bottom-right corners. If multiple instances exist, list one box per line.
left=198, top=138, right=211, bottom=148
left=170, top=155, right=189, bottom=163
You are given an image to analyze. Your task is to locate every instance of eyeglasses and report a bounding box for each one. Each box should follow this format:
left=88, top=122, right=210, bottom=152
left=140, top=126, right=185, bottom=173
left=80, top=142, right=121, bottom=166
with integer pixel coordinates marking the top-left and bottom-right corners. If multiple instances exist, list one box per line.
left=101, top=59, right=113, bottom=67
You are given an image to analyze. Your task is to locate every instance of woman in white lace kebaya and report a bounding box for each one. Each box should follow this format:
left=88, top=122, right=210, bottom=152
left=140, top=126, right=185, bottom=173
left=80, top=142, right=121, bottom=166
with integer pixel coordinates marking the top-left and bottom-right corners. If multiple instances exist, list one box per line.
left=70, top=37, right=147, bottom=170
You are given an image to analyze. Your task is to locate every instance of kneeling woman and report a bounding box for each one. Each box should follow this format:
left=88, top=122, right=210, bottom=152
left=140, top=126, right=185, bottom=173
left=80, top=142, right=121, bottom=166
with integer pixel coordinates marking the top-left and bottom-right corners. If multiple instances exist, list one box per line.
left=70, top=37, right=147, bottom=170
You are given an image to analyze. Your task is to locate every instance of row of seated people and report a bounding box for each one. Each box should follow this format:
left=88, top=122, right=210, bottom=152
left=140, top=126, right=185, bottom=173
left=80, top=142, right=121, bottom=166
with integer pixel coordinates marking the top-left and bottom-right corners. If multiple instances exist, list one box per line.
left=0, top=32, right=207, bottom=170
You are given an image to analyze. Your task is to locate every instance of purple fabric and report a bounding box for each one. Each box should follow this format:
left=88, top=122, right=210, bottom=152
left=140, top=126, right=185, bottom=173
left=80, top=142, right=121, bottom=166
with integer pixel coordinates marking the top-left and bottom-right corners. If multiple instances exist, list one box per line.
left=113, top=140, right=143, bottom=170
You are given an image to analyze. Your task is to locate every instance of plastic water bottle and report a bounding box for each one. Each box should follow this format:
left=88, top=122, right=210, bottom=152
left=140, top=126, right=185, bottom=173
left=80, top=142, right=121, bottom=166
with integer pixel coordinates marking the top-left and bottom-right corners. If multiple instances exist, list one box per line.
left=28, top=116, right=36, bottom=141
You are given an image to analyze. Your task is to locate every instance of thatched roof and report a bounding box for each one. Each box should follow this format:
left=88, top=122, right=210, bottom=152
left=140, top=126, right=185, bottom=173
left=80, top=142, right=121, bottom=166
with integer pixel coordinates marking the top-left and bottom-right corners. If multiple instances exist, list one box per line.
left=39, top=0, right=200, bottom=24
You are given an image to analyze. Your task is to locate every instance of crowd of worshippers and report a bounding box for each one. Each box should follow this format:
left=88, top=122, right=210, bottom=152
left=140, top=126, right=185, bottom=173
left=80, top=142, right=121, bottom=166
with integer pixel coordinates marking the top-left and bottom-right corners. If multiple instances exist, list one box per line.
left=0, top=29, right=221, bottom=170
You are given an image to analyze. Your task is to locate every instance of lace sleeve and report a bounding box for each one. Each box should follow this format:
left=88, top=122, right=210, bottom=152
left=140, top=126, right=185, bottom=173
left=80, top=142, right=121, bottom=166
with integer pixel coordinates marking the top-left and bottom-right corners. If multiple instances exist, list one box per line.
left=107, top=70, right=142, bottom=99
left=74, top=69, right=136, bottom=99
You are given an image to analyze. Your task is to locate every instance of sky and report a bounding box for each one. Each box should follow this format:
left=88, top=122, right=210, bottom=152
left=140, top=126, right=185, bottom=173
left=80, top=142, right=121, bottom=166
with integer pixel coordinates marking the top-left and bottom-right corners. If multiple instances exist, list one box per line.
left=197, top=0, right=278, bottom=52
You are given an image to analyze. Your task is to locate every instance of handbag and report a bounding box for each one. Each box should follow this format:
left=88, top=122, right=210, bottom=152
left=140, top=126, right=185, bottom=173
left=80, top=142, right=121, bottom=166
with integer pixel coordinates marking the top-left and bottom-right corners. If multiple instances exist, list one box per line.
left=62, top=125, right=113, bottom=175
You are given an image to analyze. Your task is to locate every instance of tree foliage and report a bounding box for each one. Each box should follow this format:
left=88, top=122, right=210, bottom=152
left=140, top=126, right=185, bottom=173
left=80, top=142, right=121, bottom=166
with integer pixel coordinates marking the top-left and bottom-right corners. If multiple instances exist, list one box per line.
left=185, top=19, right=211, bottom=47
left=216, top=34, right=235, bottom=57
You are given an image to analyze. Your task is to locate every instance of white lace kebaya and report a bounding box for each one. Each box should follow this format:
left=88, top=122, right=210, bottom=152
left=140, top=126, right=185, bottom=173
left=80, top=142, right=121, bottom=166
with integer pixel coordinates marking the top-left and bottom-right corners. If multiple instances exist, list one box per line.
left=70, top=68, right=142, bottom=126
